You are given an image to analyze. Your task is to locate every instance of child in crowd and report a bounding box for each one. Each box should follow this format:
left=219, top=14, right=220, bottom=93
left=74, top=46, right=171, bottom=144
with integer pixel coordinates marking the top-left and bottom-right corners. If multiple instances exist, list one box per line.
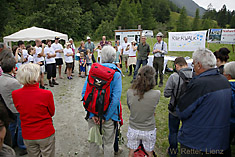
left=64, top=42, right=73, bottom=80
left=94, top=45, right=102, bottom=63
left=86, top=49, right=92, bottom=75
left=79, top=52, right=86, bottom=78
left=113, top=46, right=121, bottom=70
left=26, top=47, right=36, bottom=64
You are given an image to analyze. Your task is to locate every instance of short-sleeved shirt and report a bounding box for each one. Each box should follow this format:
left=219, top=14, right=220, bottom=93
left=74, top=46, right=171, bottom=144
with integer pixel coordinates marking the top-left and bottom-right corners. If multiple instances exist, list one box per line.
left=100, top=41, right=108, bottom=47
left=64, top=48, right=73, bottom=63
left=85, top=42, right=95, bottom=53
left=44, top=46, right=56, bottom=64
left=137, top=43, right=150, bottom=60
left=121, top=42, right=130, bottom=55
left=86, top=54, right=92, bottom=64
left=114, top=51, right=120, bottom=63
left=51, top=43, right=63, bottom=59
left=35, top=46, right=44, bottom=63
left=78, top=47, right=87, bottom=54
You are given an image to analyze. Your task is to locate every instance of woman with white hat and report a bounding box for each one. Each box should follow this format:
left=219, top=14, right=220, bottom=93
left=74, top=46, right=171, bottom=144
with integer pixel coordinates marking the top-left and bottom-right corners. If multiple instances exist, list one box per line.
left=126, top=40, right=137, bottom=76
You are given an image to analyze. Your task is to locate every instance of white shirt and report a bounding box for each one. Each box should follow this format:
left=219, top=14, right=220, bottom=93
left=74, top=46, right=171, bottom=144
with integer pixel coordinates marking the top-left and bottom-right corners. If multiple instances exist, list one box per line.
left=122, top=42, right=130, bottom=55
left=22, top=49, right=28, bottom=59
left=64, top=48, right=73, bottom=63
left=117, top=45, right=122, bottom=53
left=96, top=49, right=102, bottom=57
left=35, top=46, right=44, bottom=63
left=44, top=46, right=56, bottom=64
left=153, top=41, right=168, bottom=57
left=52, top=43, right=63, bottom=58
left=128, top=46, right=137, bottom=57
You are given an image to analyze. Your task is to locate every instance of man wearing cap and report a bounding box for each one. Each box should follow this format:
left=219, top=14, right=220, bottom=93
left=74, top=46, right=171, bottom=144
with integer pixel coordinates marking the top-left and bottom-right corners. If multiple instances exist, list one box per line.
left=85, top=36, right=96, bottom=63
left=153, top=32, right=167, bottom=87
left=52, top=37, right=64, bottom=79
left=132, top=36, right=150, bottom=82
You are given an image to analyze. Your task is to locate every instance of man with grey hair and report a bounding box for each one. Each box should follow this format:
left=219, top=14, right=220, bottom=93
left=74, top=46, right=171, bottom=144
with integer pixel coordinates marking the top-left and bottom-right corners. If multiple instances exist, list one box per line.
left=82, top=46, right=122, bottom=157
left=223, top=61, right=235, bottom=156
left=132, top=35, right=150, bottom=83
left=176, top=48, right=231, bottom=156
left=0, top=57, right=27, bottom=156
left=0, top=43, right=6, bottom=53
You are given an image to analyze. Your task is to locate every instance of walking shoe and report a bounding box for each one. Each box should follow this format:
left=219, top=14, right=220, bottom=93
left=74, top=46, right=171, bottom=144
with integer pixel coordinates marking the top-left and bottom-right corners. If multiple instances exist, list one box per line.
left=19, top=149, right=28, bottom=156
left=52, top=79, right=59, bottom=85
left=49, top=80, right=54, bottom=87
left=128, top=73, right=132, bottom=76
left=125, top=69, right=128, bottom=73
left=158, top=82, right=163, bottom=87
left=114, top=147, right=123, bottom=155
left=40, top=85, right=45, bottom=89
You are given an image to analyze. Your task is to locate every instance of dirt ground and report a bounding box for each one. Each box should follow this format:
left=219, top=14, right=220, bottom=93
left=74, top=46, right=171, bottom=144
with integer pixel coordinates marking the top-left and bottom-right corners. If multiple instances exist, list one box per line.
left=18, top=63, right=130, bottom=157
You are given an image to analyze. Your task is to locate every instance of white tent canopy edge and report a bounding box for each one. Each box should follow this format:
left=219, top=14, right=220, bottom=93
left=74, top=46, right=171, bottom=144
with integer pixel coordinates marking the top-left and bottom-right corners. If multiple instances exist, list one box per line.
left=3, top=26, right=68, bottom=47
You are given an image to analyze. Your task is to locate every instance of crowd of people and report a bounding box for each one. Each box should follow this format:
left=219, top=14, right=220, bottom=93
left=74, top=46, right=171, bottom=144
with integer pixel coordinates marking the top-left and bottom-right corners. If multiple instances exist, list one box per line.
left=0, top=32, right=234, bottom=157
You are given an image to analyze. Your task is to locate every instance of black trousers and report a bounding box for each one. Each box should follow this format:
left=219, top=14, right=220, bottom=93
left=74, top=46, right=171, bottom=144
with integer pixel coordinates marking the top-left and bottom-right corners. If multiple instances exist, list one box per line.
left=47, top=63, right=56, bottom=79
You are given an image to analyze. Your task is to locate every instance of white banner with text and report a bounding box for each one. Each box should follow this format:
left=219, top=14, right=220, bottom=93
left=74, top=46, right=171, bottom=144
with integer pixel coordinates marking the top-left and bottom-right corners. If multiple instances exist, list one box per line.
left=168, top=31, right=207, bottom=51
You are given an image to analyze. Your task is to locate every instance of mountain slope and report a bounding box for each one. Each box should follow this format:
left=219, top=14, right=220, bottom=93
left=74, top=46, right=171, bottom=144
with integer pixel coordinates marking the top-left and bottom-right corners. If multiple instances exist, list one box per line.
left=169, top=0, right=206, bottom=17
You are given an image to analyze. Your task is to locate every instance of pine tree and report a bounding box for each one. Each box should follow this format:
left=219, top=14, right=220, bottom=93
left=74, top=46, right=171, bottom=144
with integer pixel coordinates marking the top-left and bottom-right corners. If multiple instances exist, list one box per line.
left=177, top=7, right=188, bottom=31
left=192, top=8, right=200, bottom=31
left=217, top=5, right=228, bottom=28
left=141, top=0, right=156, bottom=30
left=230, top=16, right=235, bottom=28
left=114, top=0, right=134, bottom=29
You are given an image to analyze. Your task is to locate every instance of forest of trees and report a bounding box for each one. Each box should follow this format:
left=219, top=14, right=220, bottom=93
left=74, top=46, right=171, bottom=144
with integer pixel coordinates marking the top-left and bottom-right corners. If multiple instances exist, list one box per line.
left=0, top=0, right=234, bottom=41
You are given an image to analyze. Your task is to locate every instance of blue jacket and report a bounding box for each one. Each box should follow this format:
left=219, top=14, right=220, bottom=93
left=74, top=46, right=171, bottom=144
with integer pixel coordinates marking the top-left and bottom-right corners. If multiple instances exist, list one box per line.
left=176, top=68, right=231, bottom=152
left=230, top=80, right=235, bottom=124
left=82, top=63, right=122, bottom=122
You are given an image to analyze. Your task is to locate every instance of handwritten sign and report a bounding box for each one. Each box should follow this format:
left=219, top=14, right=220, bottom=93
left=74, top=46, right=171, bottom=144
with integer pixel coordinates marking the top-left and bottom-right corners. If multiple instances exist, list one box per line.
left=168, top=31, right=207, bottom=51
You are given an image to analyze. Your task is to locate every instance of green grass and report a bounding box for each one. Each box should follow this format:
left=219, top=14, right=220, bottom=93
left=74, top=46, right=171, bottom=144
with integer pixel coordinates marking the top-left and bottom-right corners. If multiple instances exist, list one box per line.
left=78, top=39, right=235, bottom=156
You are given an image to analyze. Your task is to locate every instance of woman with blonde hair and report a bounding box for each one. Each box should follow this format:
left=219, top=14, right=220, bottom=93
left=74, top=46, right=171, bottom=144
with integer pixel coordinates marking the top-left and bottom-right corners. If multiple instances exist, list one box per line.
left=12, top=63, right=55, bottom=157
left=127, top=65, right=160, bottom=157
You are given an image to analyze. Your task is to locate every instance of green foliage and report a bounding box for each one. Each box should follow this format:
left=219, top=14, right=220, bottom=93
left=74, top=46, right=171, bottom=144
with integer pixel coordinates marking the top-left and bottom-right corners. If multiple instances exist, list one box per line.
left=230, top=16, right=235, bottom=28
left=152, top=0, right=171, bottom=23
left=141, top=0, right=156, bottom=29
left=114, top=0, right=135, bottom=29
left=93, top=20, right=115, bottom=41
left=217, top=5, right=228, bottom=28
left=192, top=8, right=200, bottom=30
left=177, top=7, right=189, bottom=31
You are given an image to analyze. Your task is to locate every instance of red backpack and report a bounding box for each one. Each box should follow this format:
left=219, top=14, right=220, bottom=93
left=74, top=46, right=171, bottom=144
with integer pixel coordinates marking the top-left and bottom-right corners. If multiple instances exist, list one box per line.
left=83, top=63, right=116, bottom=133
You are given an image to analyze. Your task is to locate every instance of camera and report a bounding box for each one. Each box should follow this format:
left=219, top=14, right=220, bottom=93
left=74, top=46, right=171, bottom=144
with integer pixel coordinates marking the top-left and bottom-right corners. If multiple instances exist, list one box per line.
left=168, top=103, right=175, bottom=112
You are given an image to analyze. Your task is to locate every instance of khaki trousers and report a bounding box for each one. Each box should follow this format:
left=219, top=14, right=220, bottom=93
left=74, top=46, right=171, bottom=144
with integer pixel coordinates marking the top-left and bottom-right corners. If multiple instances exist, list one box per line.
left=23, top=134, right=55, bottom=157
left=88, top=119, right=115, bottom=157
left=153, top=57, right=164, bottom=84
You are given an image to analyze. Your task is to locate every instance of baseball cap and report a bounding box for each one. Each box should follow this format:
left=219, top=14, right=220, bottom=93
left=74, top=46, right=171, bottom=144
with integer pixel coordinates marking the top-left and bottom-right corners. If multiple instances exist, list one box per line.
left=87, top=36, right=91, bottom=40
left=156, top=32, right=164, bottom=37
left=55, top=36, right=60, bottom=40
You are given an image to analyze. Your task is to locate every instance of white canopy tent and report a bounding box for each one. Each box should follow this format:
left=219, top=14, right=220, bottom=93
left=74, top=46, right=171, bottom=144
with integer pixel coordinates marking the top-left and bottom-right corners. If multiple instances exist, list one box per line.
left=3, top=26, right=68, bottom=47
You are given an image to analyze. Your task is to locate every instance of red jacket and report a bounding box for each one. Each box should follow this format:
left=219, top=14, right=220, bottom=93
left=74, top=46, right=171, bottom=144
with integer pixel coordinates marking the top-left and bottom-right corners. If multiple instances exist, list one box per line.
left=12, top=83, right=55, bottom=140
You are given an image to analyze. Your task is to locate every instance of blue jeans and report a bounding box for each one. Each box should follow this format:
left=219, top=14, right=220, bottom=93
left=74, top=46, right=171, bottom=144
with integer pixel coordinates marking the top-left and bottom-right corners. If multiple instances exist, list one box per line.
left=9, top=113, right=26, bottom=149
left=168, top=113, right=180, bottom=157
left=133, top=59, right=147, bottom=79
